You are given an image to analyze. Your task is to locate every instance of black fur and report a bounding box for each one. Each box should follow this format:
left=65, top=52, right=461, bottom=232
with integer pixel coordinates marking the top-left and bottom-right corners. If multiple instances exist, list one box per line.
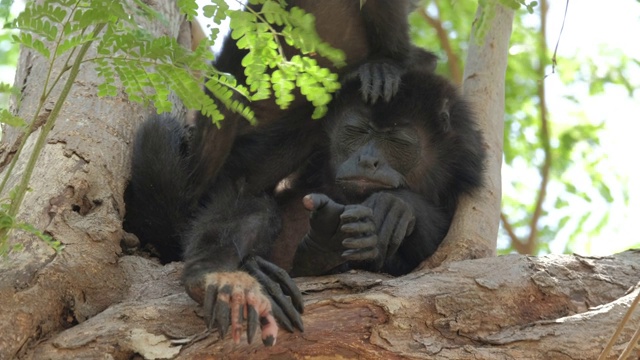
left=125, top=0, right=435, bottom=280
left=123, top=115, right=193, bottom=261
left=124, top=1, right=438, bottom=341
left=288, top=69, right=486, bottom=276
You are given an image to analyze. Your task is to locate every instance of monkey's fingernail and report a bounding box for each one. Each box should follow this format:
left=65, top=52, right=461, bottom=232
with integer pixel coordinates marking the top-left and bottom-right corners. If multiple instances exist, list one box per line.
left=263, top=335, right=275, bottom=347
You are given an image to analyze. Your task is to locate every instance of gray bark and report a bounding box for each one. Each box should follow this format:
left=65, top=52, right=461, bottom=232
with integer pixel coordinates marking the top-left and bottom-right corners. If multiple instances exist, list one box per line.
left=21, top=251, right=640, bottom=359
left=424, top=4, right=513, bottom=267
left=0, top=1, right=186, bottom=358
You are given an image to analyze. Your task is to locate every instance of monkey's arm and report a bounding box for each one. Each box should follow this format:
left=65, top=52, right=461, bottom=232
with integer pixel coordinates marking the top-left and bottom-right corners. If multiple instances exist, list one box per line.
left=182, top=182, right=303, bottom=346
left=355, top=1, right=438, bottom=103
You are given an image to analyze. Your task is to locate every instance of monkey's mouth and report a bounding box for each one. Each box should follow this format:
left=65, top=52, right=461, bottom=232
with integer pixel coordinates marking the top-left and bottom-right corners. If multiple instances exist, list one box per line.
left=336, top=177, right=396, bottom=194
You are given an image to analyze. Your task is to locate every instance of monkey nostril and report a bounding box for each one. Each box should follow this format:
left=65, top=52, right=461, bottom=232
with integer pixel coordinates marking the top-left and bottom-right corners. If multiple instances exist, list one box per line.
left=359, top=155, right=379, bottom=170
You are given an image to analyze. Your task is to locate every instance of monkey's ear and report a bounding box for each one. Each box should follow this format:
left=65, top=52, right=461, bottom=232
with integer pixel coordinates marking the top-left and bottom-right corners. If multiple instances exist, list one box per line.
left=439, top=98, right=451, bottom=132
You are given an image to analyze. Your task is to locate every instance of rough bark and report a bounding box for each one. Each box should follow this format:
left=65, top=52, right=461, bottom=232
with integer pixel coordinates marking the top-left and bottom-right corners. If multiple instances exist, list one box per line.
left=0, top=1, right=187, bottom=358
left=423, top=4, right=514, bottom=268
left=20, top=250, right=640, bottom=359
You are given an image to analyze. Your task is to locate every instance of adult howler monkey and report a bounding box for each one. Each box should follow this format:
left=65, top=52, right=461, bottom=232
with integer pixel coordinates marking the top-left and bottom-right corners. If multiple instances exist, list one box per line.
left=281, top=69, right=486, bottom=277
left=125, top=0, right=436, bottom=347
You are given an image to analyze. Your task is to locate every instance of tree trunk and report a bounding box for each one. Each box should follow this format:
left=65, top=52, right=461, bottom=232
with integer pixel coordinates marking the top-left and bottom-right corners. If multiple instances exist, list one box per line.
left=423, top=4, right=513, bottom=268
left=0, top=1, right=637, bottom=360
left=0, top=1, right=187, bottom=358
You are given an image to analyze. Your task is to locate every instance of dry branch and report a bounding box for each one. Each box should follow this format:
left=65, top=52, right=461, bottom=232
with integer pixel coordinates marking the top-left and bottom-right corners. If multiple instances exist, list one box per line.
left=19, top=250, right=640, bottom=359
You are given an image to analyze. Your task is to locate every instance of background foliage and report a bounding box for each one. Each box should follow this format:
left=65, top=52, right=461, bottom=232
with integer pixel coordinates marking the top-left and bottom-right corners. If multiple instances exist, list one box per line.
left=411, top=0, right=636, bottom=255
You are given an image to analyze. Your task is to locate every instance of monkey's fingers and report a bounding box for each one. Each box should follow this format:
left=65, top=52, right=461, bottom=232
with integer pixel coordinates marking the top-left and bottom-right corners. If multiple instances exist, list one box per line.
left=305, top=194, right=345, bottom=241
left=200, top=272, right=280, bottom=345
left=342, top=246, right=378, bottom=261
left=357, top=62, right=403, bottom=104
left=342, top=234, right=377, bottom=250
left=229, top=285, right=247, bottom=344
left=380, top=65, right=402, bottom=103
left=203, top=284, right=219, bottom=330
left=389, top=211, right=416, bottom=258
left=254, top=256, right=304, bottom=313
left=342, top=234, right=378, bottom=261
left=358, top=67, right=375, bottom=103
left=304, top=193, right=345, bottom=215
left=270, top=300, right=294, bottom=332
left=340, top=221, right=375, bottom=235
left=244, top=289, right=277, bottom=346
left=214, top=285, right=232, bottom=337
left=246, top=300, right=259, bottom=344
left=303, top=193, right=330, bottom=211
left=368, top=65, right=384, bottom=104
left=340, top=205, right=373, bottom=223
left=258, top=310, right=279, bottom=346
left=251, top=266, right=304, bottom=332
left=200, top=275, right=232, bottom=337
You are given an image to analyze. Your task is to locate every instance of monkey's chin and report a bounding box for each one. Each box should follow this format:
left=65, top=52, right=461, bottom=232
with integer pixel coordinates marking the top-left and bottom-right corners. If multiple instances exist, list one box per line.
left=336, top=178, right=396, bottom=198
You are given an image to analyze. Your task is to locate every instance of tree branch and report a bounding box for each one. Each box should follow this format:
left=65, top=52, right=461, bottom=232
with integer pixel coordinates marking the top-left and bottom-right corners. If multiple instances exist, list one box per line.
left=21, top=251, right=640, bottom=359
left=422, top=3, right=514, bottom=267
left=500, top=212, right=527, bottom=254
left=525, top=0, right=552, bottom=254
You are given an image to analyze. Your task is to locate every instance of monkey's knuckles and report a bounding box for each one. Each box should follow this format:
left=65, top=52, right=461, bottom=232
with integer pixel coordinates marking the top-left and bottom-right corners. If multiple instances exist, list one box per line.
left=367, top=194, right=415, bottom=267
left=340, top=221, right=375, bottom=235
left=342, top=233, right=379, bottom=261
left=310, top=199, right=344, bottom=230
left=244, top=258, right=304, bottom=333
left=195, top=272, right=277, bottom=345
left=367, top=193, right=414, bottom=225
left=343, top=246, right=378, bottom=261
left=341, top=204, right=373, bottom=221
left=229, top=286, right=247, bottom=343
left=340, top=206, right=375, bottom=237
left=339, top=206, right=378, bottom=260
left=308, top=208, right=345, bottom=246
left=356, top=61, right=404, bottom=103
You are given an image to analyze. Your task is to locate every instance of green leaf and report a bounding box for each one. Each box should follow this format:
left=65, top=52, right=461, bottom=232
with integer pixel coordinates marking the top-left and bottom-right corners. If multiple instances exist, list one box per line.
left=0, top=109, right=26, bottom=127
left=177, top=0, right=198, bottom=20
left=203, top=0, right=230, bottom=25
left=12, top=33, right=50, bottom=58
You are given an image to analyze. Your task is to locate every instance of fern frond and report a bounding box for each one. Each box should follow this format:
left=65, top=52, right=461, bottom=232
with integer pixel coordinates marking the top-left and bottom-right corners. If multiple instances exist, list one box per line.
left=10, top=1, right=67, bottom=41
left=205, top=74, right=256, bottom=125
left=11, top=33, right=50, bottom=58
left=55, top=33, right=96, bottom=57
left=177, top=0, right=198, bottom=20
left=284, top=6, right=345, bottom=67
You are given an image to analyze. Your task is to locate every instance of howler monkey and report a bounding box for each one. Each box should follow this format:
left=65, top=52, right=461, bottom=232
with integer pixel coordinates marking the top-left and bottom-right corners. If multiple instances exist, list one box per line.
left=280, top=69, right=486, bottom=277
left=125, top=0, right=436, bottom=347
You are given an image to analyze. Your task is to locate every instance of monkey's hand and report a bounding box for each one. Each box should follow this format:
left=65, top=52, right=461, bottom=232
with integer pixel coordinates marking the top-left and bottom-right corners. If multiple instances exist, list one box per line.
left=348, top=60, right=404, bottom=104
left=362, top=192, right=416, bottom=270
left=184, top=257, right=303, bottom=347
left=290, top=194, right=377, bottom=276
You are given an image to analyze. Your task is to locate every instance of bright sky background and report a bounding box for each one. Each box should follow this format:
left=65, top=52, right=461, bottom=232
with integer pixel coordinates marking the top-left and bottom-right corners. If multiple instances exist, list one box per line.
left=541, top=0, right=640, bottom=255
